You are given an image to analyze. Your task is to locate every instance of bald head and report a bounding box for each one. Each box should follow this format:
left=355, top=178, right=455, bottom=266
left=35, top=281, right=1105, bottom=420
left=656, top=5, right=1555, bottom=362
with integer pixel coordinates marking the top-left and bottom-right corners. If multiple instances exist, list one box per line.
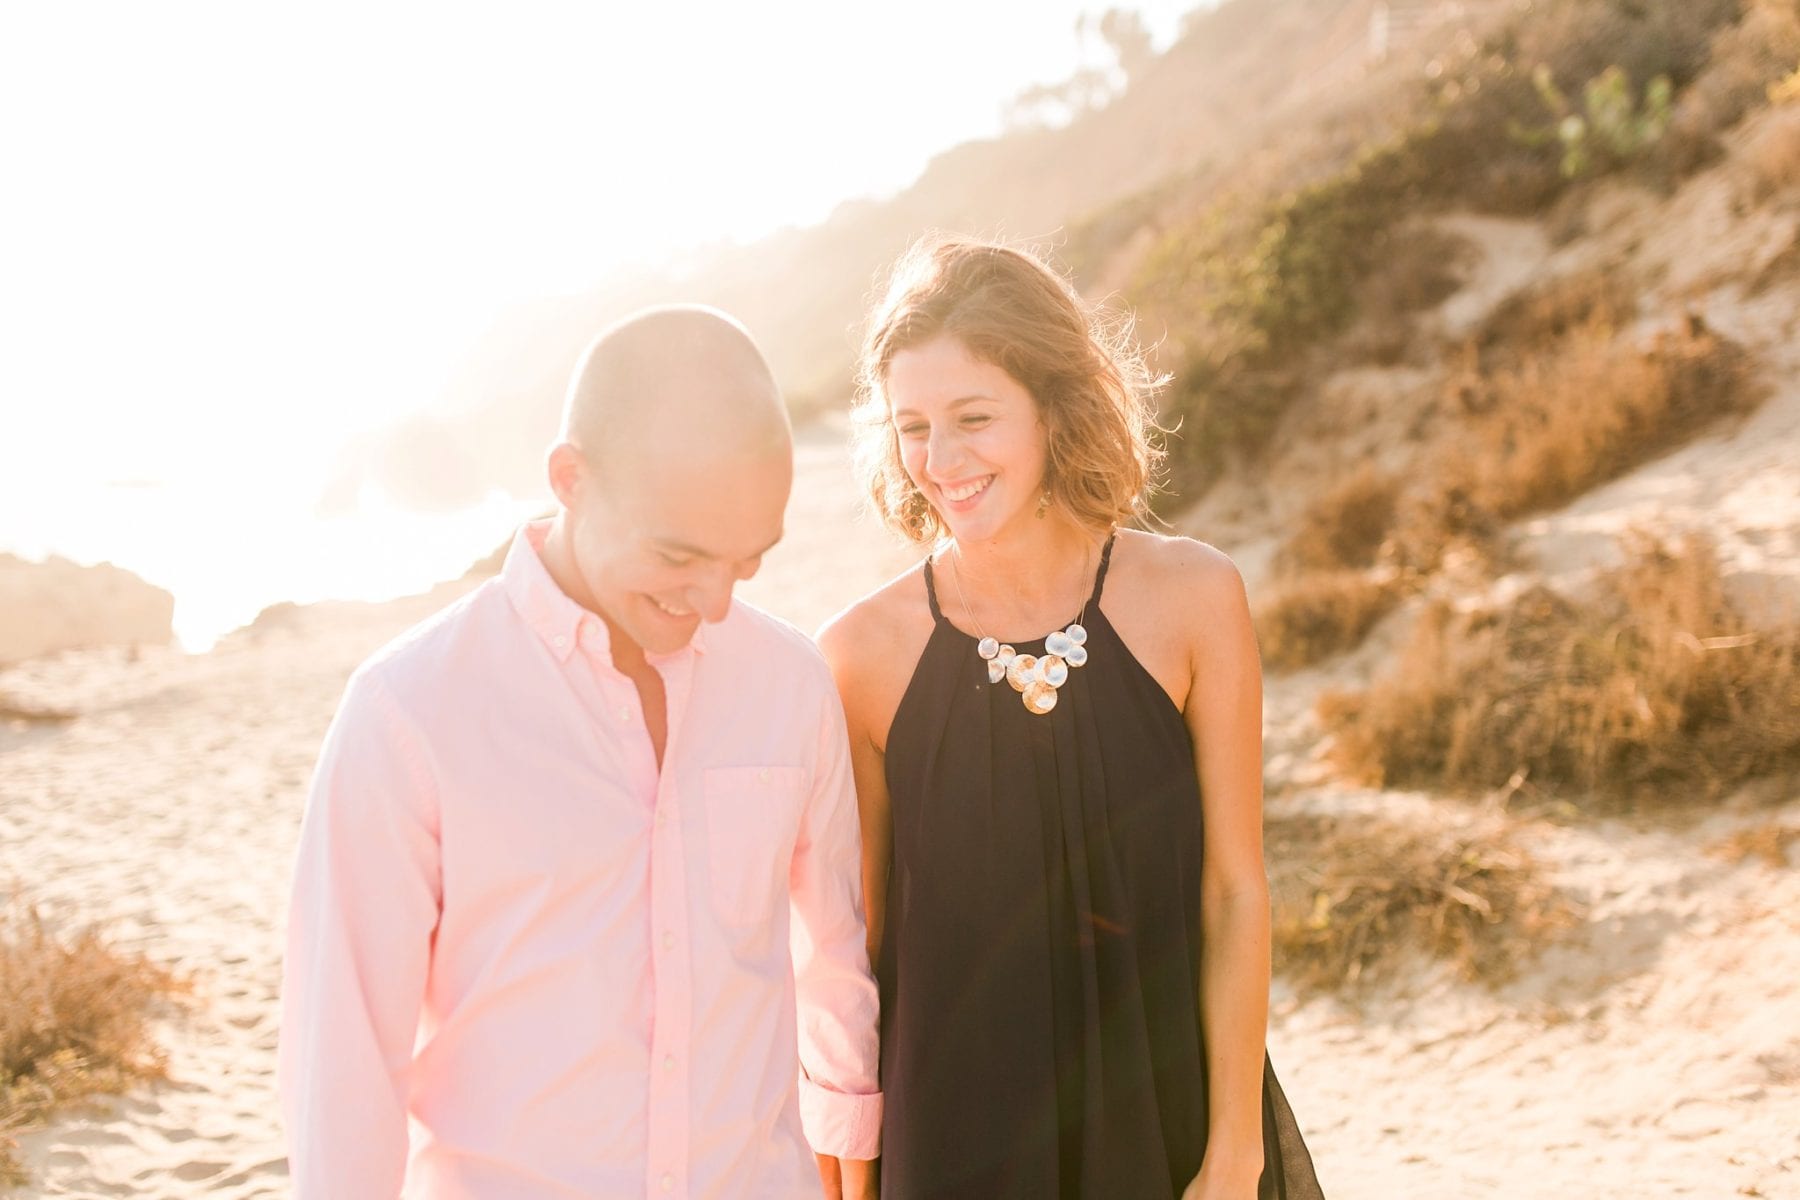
left=543, top=306, right=793, bottom=655
left=562, top=305, right=789, bottom=482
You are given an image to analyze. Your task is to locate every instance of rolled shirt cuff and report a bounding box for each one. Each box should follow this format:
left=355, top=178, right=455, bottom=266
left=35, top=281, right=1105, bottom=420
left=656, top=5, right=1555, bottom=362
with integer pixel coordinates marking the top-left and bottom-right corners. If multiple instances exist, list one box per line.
left=798, top=1076, right=882, bottom=1160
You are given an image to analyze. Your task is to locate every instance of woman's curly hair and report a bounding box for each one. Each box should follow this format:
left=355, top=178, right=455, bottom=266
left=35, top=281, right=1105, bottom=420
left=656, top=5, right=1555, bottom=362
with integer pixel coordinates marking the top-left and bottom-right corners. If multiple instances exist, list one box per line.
left=853, top=235, right=1167, bottom=543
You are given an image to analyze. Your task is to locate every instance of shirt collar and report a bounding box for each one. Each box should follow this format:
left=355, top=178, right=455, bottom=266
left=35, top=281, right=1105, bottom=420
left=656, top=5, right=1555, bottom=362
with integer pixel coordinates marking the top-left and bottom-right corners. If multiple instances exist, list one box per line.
left=501, top=518, right=709, bottom=663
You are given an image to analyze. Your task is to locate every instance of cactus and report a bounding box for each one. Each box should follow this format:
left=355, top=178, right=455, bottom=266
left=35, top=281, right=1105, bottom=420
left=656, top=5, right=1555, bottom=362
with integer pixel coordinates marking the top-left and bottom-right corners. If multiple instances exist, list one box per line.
left=1512, top=65, right=1673, bottom=178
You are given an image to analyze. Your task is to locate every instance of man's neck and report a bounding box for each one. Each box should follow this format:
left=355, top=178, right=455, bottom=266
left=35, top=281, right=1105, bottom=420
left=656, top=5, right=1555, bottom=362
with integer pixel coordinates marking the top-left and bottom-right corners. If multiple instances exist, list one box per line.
left=539, top=513, right=649, bottom=674
left=539, top=513, right=597, bottom=610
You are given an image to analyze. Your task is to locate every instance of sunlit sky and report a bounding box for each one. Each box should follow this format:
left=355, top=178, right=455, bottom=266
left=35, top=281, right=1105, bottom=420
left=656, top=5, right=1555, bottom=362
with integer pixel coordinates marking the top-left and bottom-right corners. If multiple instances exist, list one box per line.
left=1, top=1, right=1196, bottom=646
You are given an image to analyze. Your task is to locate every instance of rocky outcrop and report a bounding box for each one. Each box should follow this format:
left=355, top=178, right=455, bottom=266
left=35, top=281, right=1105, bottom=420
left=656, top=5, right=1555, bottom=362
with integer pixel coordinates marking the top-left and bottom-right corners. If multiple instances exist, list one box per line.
left=0, top=554, right=175, bottom=666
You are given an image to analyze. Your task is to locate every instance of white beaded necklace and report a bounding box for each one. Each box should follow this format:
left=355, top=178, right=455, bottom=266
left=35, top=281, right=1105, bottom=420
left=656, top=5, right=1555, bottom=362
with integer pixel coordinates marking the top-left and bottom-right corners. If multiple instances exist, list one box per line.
left=945, top=543, right=1092, bottom=716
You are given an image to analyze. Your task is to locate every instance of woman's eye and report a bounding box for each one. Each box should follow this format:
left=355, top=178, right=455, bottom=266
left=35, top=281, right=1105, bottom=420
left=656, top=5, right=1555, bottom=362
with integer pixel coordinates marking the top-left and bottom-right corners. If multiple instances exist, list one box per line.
left=961, top=415, right=991, bottom=427
left=898, top=423, right=928, bottom=438
left=659, top=552, right=693, bottom=567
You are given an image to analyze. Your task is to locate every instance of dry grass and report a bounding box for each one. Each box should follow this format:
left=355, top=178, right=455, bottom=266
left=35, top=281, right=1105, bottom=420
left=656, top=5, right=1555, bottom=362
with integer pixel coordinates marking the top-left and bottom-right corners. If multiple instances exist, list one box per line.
left=1267, top=810, right=1575, bottom=995
left=1390, top=314, right=1758, bottom=575
left=1320, top=533, right=1800, bottom=806
left=1678, top=0, right=1800, bottom=134
left=1254, top=572, right=1406, bottom=673
left=1473, top=269, right=1635, bottom=362
left=0, top=903, right=184, bottom=1187
left=1362, top=226, right=1472, bottom=317
left=1706, top=820, right=1800, bottom=867
left=1279, top=466, right=1403, bottom=574
left=1775, top=67, right=1800, bottom=108
left=1743, top=104, right=1800, bottom=201
left=1384, top=479, right=1508, bottom=582
left=1347, top=225, right=1474, bottom=363
left=1463, top=316, right=1755, bottom=519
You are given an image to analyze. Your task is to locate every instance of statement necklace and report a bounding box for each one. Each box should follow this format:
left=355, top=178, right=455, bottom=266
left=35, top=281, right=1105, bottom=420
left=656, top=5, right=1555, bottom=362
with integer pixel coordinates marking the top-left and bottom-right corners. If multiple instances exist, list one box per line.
left=946, top=545, right=1092, bottom=716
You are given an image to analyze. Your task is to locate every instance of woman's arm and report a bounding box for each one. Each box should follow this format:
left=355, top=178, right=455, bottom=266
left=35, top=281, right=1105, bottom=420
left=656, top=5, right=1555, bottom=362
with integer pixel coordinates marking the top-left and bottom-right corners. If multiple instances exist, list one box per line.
left=815, top=607, right=898, bottom=1200
left=1177, top=544, right=1271, bottom=1197
left=818, top=610, right=896, bottom=968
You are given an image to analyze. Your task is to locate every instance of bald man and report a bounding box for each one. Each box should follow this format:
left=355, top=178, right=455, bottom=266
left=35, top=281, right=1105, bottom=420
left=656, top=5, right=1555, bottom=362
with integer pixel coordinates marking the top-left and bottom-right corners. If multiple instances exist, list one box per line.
left=279, top=307, right=882, bottom=1199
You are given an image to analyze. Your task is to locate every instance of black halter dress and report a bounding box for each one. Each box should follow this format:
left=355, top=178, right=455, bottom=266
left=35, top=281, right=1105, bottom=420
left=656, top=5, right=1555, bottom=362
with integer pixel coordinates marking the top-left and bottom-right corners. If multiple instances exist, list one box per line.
left=877, top=536, right=1324, bottom=1199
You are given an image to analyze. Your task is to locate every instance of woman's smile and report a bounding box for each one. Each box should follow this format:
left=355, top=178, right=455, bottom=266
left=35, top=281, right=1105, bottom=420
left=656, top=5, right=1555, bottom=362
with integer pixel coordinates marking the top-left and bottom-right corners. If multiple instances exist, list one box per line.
left=936, top=475, right=994, bottom=509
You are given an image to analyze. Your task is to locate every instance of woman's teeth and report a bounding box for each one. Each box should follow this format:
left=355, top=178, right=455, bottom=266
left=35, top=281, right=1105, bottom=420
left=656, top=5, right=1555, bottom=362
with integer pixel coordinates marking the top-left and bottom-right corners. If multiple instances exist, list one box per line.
left=942, top=477, right=991, bottom=503
left=652, top=598, right=693, bottom=617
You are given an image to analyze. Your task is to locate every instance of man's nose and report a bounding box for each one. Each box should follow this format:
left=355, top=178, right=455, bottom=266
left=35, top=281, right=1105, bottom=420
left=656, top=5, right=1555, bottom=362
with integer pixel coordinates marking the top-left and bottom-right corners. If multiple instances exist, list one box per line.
left=690, top=564, right=736, bottom=623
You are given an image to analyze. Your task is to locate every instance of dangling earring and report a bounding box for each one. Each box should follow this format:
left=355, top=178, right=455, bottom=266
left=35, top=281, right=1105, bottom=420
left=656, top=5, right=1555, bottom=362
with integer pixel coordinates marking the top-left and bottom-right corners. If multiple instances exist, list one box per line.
left=1036, top=489, right=1051, bottom=519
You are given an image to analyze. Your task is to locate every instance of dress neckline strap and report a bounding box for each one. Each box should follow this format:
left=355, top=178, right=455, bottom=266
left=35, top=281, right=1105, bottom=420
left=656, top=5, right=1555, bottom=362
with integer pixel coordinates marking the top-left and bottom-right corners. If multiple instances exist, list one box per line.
left=1088, top=532, right=1118, bottom=608
left=922, top=555, right=946, bottom=622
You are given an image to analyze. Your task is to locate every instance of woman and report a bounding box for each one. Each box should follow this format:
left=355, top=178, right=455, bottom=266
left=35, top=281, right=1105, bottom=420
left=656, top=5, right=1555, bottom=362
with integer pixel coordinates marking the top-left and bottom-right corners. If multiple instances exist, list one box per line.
left=818, top=237, right=1325, bottom=1200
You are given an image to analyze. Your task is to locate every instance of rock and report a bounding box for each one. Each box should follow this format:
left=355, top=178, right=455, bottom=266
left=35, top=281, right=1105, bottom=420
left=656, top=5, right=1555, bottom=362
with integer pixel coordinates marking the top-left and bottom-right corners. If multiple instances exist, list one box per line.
left=244, top=600, right=304, bottom=635
left=0, top=554, right=175, bottom=666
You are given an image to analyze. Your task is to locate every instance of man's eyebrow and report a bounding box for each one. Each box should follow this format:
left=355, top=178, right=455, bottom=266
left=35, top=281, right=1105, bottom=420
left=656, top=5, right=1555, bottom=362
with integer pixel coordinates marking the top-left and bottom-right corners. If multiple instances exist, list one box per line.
left=891, top=394, right=996, bottom=419
left=652, top=529, right=785, bottom=560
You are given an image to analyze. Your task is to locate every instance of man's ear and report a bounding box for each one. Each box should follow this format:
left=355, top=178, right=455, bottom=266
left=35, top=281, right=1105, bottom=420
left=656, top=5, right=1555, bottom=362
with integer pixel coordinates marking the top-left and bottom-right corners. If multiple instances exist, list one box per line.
left=547, top=442, right=585, bottom=510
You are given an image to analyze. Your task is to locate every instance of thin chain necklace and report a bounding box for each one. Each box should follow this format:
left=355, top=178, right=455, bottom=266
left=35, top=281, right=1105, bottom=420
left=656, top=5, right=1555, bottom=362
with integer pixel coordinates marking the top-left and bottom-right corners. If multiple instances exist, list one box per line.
left=945, top=541, right=1092, bottom=716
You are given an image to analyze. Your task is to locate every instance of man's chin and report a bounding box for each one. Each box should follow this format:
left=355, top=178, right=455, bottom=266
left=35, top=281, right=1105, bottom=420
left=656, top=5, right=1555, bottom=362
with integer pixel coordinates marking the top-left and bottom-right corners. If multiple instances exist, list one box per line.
left=634, top=600, right=701, bottom=653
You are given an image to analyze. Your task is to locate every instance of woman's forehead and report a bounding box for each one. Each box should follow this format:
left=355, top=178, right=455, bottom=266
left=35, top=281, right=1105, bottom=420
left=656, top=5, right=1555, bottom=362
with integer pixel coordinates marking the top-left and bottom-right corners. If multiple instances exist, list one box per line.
left=887, top=339, right=1028, bottom=413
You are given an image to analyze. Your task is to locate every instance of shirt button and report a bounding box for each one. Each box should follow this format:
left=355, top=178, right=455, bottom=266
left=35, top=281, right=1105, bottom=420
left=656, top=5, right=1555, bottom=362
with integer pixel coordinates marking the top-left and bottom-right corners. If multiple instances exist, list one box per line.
left=757, top=767, right=771, bottom=783
left=661, top=931, right=674, bottom=950
left=663, top=1054, right=676, bottom=1071
left=551, top=634, right=567, bottom=649
left=617, top=706, right=631, bottom=722
left=660, top=1174, right=673, bottom=1193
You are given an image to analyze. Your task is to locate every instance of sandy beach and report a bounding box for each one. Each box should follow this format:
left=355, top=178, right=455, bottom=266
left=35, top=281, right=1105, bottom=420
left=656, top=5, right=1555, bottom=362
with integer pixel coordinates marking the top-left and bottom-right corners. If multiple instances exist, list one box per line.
left=2, top=424, right=1796, bottom=1198
left=13, top=0, right=1800, bottom=1194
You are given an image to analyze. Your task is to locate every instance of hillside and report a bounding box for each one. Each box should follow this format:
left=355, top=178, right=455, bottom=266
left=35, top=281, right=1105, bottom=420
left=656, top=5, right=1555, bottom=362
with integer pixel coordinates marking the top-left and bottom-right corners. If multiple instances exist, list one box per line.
left=363, top=0, right=1502, bottom=503
left=1154, top=4, right=1800, bottom=1192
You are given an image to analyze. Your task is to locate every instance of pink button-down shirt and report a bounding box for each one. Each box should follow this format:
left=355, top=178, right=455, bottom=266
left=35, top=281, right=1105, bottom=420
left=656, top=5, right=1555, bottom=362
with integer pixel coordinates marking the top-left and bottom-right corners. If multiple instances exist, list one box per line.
left=279, top=520, right=881, bottom=1199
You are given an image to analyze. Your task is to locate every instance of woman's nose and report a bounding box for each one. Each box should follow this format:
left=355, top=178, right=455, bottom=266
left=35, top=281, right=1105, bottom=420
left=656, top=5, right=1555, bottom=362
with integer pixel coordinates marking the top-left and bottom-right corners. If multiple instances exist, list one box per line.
left=925, top=426, right=961, bottom=477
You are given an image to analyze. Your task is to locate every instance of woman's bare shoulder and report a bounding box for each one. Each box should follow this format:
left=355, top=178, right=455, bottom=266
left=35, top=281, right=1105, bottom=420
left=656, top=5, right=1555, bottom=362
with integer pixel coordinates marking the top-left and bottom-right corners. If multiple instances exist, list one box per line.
left=1105, top=530, right=1252, bottom=695
left=1113, top=528, right=1246, bottom=605
left=816, top=560, right=933, bottom=669
left=818, top=560, right=938, bottom=743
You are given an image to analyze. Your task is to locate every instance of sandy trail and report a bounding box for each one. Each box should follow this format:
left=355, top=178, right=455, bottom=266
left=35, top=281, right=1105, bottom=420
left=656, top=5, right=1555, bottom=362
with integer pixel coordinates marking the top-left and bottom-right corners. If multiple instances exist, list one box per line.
left=2, top=426, right=1797, bottom=1197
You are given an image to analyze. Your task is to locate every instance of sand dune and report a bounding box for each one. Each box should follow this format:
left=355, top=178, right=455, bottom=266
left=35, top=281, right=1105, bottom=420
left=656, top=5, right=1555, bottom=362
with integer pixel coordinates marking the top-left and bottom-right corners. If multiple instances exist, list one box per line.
left=0, top=556, right=174, bottom=668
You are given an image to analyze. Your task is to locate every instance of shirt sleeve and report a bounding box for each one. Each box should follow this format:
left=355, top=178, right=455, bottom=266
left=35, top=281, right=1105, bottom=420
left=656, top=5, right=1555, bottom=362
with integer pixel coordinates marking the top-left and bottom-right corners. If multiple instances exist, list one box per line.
left=787, top=680, right=883, bottom=1161
left=279, top=668, right=442, bottom=1199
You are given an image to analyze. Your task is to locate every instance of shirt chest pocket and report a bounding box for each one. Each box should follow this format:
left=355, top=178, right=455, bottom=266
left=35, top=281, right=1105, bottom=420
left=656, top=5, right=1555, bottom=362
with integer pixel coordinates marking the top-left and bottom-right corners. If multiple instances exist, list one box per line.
left=701, top=765, right=810, bottom=926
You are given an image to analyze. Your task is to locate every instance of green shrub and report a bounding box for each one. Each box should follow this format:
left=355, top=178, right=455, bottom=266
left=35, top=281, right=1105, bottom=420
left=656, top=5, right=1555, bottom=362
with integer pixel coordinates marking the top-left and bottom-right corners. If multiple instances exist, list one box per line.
left=1135, top=135, right=1434, bottom=495
left=1133, top=0, right=1744, bottom=506
left=1513, top=65, right=1673, bottom=178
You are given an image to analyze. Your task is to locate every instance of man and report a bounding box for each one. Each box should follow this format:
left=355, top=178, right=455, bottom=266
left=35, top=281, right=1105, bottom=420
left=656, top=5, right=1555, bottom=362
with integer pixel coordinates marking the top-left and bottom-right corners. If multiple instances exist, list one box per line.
left=279, top=306, right=881, bottom=1198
